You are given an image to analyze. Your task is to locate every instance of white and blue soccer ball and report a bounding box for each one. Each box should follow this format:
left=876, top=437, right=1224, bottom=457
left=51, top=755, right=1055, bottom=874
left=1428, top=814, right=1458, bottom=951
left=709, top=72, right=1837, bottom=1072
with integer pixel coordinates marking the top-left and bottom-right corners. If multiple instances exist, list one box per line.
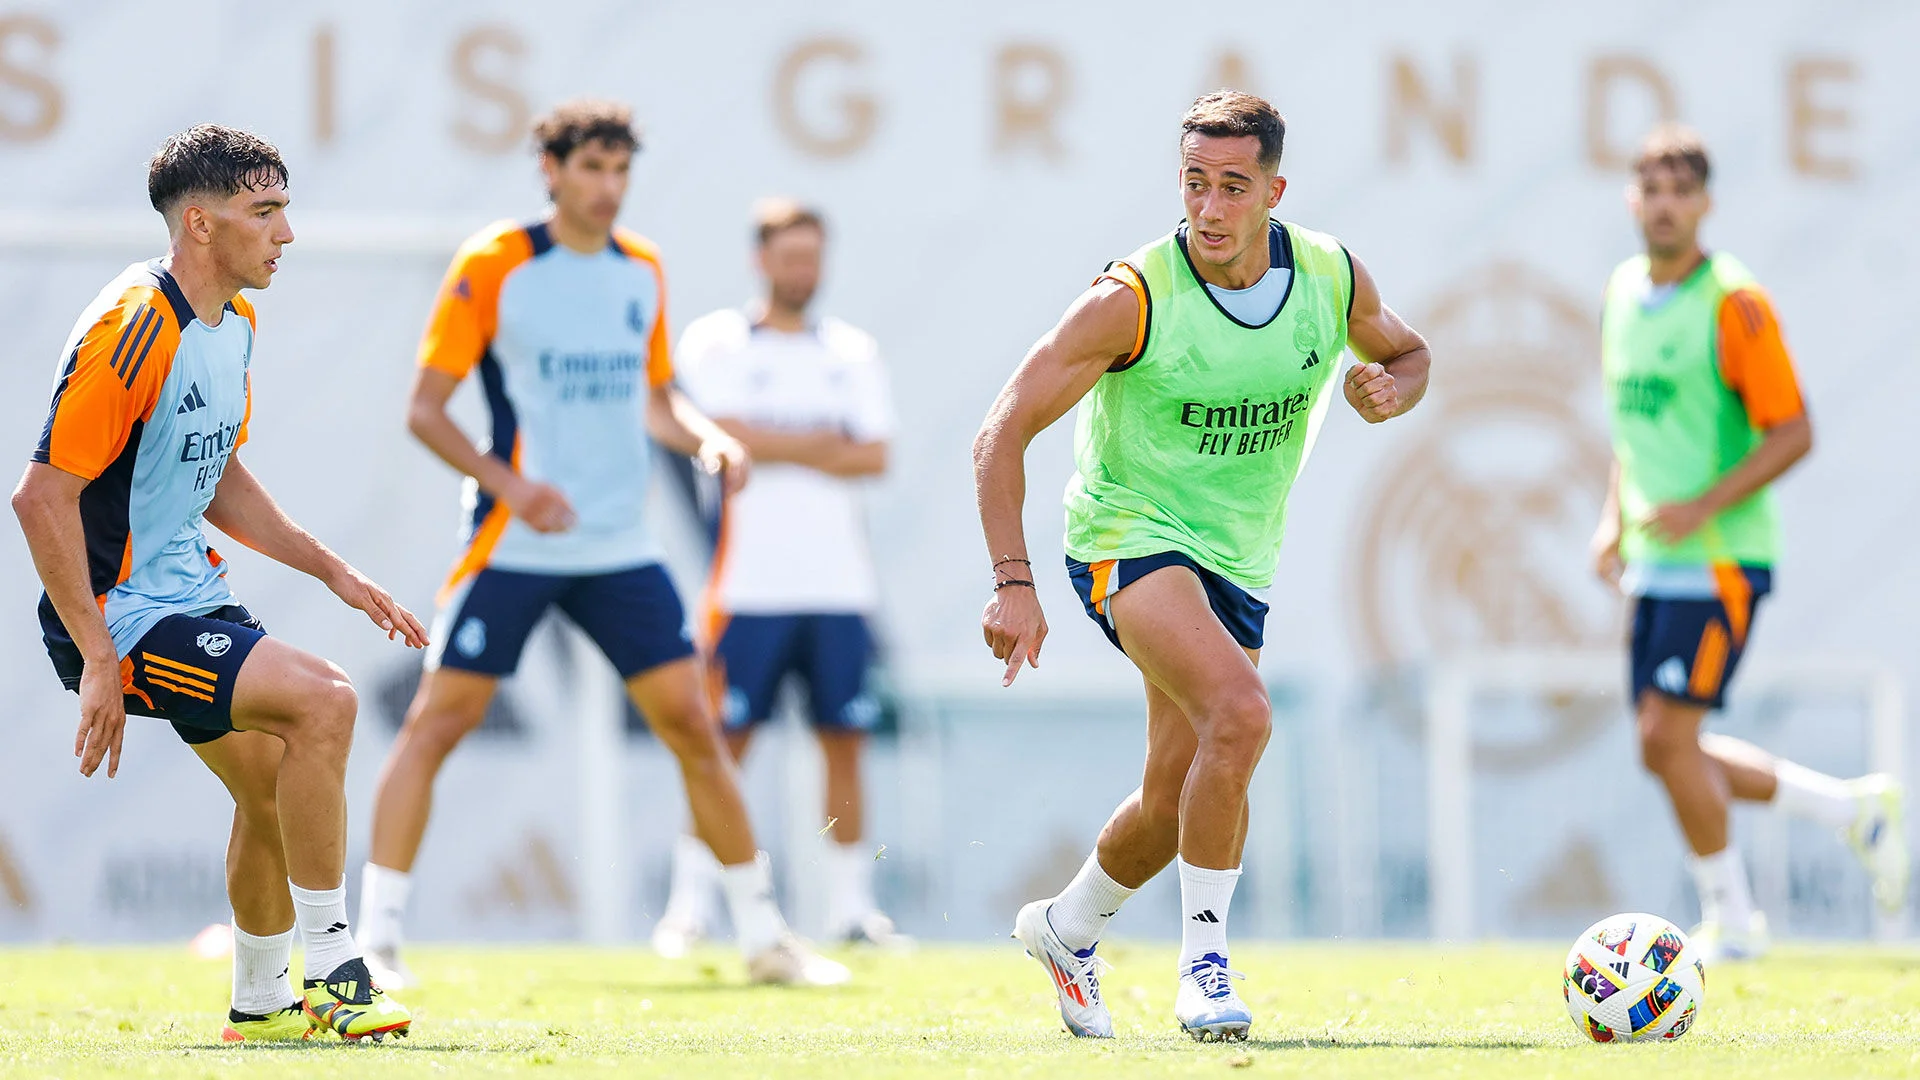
left=1563, top=912, right=1706, bottom=1043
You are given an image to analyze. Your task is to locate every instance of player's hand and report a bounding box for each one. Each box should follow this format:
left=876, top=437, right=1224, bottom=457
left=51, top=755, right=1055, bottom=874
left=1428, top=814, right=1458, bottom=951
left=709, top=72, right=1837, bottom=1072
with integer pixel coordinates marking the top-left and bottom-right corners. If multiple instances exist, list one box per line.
left=1640, top=500, right=1711, bottom=546
left=700, top=435, right=751, bottom=498
left=75, top=656, right=127, bottom=779
left=505, top=478, right=577, bottom=533
left=1345, top=362, right=1400, bottom=423
left=982, top=582, right=1046, bottom=687
left=327, top=564, right=430, bottom=648
left=1591, top=516, right=1624, bottom=591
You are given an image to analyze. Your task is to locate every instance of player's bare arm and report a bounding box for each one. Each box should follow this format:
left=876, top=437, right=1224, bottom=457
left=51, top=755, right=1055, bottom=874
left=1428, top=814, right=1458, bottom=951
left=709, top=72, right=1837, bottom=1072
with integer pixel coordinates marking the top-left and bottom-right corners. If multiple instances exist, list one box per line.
left=1641, top=414, right=1812, bottom=545
left=646, top=382, right=751, bottom=496
left=12, top=462, right=127, bottom=778
left=1342, top=251, right=1431, bottom=423
left=203, top=454, right=427, bottom=647
left=406, top=366, right=576, bottom=533
left=712, top=419, right=885, bottom=478
left=1592, top=460, right=1625, bottom=588
left=973, top=278, right=1141, bottom=686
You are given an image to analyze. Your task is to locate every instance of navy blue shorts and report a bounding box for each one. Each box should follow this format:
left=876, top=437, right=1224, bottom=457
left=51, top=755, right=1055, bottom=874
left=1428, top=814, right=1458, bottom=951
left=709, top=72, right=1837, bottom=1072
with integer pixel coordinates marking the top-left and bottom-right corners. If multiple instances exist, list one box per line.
left=1630, top=567, right=1771, bottom=711
left=40, top=595, right=266, bottom=745
left=1066, top=552, right=1269, bottom=653
left=711, top=613, right=879, bottom=732
left=430, top=563, right=695, bottom=679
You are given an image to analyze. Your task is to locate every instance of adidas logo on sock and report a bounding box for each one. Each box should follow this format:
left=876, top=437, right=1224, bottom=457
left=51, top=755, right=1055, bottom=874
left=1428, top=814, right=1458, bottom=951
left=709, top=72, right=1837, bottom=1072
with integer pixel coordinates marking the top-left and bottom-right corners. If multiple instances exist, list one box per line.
left=175, top=382, right=208, bottom=414
left=1190, top=909, right=1221, bottom=924
left=325, top=921, right=349, bottom=933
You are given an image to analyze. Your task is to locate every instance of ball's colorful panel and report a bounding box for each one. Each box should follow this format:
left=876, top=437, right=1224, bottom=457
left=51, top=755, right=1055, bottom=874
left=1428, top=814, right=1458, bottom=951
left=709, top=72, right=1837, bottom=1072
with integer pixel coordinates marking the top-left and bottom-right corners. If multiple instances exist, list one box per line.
left=1587, top=1015, right=1616, bottom=1043
left=1595, top=920, right=1637, bottom=956
left=1568, top=954, right=1621, bottom=1004
left=1663, top=1003, right=1698, bottom=1040
left=1628, top=977, right=1685, bottom=1034
left=1643, top=929, right=1685, bottom=975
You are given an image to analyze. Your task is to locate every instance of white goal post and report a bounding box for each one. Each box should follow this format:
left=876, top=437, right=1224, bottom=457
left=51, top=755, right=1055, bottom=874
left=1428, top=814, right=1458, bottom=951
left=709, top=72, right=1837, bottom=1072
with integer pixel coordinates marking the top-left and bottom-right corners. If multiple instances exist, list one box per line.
left=1426, top=649, right=1908, bottom=943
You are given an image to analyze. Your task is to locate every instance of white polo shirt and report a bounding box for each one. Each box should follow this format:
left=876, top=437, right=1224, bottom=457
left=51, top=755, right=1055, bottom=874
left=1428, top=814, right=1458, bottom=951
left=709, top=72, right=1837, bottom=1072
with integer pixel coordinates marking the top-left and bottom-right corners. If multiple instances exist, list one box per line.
left=675, top=309, right=893, bottom=615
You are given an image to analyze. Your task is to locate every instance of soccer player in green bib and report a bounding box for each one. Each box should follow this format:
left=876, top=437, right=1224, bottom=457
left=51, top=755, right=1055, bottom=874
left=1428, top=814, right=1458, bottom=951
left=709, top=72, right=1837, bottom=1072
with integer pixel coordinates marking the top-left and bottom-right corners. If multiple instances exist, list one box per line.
left=973, top=92, right=1432, bottom=1041
left=1592, top=125, right=1905, bottom=962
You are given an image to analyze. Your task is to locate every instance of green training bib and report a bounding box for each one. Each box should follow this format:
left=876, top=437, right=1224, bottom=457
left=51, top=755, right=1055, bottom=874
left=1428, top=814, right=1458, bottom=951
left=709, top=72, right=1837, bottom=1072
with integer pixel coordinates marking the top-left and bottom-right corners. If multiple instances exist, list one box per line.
left=1601, top=253, right=1780, bottom=567
left=1062, top=221, right=1352, bottom=591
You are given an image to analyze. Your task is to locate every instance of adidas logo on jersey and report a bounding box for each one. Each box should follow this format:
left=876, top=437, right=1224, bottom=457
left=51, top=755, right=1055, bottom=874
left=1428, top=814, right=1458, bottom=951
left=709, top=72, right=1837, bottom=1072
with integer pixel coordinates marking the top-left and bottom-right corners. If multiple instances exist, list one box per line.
left=1301, top=349, right=1320, bottom=370
left=176, top=382, right=208, bottom=414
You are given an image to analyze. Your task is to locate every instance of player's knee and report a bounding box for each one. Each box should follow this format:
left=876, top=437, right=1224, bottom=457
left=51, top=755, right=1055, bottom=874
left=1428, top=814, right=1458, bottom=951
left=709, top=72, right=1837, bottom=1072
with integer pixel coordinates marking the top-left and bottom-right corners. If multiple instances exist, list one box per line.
left=1637, top=710, right=1693, bottom=776
left=296, top=665, right=359, bottom=754
left=1200, top=686, right=1272, bottom=758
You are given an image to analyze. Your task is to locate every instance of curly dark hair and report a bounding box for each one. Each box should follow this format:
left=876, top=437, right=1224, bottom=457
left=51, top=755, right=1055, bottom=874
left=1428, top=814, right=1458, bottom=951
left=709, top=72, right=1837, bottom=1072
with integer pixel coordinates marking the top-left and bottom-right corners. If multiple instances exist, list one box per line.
left=1633, top=123, right=1711, bottom=186
left=533, top=98, right=641, bottom=161
left=1182, top=91, right=1286, bottom=171
left=147, top=125, right=289, bottom=216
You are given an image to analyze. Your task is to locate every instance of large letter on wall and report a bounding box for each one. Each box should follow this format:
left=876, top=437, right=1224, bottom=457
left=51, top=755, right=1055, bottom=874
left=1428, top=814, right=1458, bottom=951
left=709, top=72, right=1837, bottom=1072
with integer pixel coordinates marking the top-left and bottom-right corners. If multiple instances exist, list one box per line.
left=1585, top=56, right=1677, bottom=172
left=313, top=26, right=337, bottom=146
left=1205, top=50, right=1253, bottom=95
left=0, top=15, right=61, bottom=142
left=1385, top=54, right=1475, bottom=165
left=994, top=43, right=1071, bottom=161
left=774, top=38, right=875, bottom=158
left=1787, top=57, right=1856, bottom=181
left=452, top=26, right=529, bottom=155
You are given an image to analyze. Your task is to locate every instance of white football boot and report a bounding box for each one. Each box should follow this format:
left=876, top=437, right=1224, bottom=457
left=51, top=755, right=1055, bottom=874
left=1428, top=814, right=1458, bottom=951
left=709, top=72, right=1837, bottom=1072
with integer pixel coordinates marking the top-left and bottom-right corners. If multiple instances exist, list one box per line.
left=1012, top=899, right=1114, bottom=1038
left=745, top=934, right=851, bottom=986
left=1690, top=909, right=1770, bottom=966
left=364, top=944, right=415, bottom=992
left=1843, top=774, right=1908, bottom=915
left=650, top=912, right=708, bottom=960
left=1174, top=952, right=1251, bottom=1042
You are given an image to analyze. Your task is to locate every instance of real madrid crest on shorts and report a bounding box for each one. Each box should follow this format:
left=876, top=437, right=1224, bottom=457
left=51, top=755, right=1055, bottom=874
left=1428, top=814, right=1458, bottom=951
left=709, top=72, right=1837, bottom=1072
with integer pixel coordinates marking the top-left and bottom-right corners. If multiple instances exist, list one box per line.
left=455, top=617, right=488, bottom=659
left=195, top=631, right=232, bottom=657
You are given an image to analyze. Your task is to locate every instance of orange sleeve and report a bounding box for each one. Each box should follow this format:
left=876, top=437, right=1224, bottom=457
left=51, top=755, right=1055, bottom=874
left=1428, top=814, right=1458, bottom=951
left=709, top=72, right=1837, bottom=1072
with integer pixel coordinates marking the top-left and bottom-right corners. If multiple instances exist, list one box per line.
left=1718, top=287, right=1805, bottom=429
left=613, top=229, right=674, bottom=387
left=418, top=223, right=530, bottom=379
left=231, top=294, right=256, bottom=449
left=35, top=287, right=179, bottom=479
left=1093, top=262, right=1149, bottom=365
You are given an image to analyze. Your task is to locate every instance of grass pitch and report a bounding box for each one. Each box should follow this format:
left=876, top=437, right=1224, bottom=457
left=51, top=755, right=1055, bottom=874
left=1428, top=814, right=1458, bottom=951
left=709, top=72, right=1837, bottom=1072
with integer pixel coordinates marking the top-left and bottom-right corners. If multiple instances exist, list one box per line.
left=2, top=941, right=1918, bottom=1078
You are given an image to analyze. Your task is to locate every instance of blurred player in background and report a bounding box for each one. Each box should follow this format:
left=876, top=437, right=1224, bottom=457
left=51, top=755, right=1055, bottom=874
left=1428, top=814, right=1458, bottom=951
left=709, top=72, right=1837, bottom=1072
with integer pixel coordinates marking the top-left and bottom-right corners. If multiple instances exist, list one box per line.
left=357, top=101, right=847, bottom=988
left=974, top=92, right=1432, bottom=1041
left=653, top=200, right=903, bottom=955
left=12, top=126, right=422, bottom=1043
left=1592, top=124, right=1906, bottom=962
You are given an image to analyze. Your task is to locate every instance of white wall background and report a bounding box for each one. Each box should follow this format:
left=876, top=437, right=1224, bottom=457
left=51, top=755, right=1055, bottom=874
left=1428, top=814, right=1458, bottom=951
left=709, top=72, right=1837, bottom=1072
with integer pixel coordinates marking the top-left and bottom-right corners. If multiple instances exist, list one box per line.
left=0, top=0, right=1913, bottom=942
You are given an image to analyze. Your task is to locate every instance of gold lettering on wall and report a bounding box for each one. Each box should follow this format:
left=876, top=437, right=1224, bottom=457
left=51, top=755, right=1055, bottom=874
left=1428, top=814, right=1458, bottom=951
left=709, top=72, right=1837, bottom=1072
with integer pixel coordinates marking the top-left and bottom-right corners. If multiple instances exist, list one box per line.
left=1386, top=53, right=1476, bottom=165
left=1585, top=56, right=1677, bottom=172
left=313, top=25, right=337, bottom=146
left=451, top=25, right=529, bottom=156
left=1206, top=50, right=1253, bottom=95
left=0, top=15, right=61, bottom=142
left=773, top=38, right=875, bottom=158
left=1787, top=57, right=1857, bottom=181
left=994, top=43, right=1071, bottom=161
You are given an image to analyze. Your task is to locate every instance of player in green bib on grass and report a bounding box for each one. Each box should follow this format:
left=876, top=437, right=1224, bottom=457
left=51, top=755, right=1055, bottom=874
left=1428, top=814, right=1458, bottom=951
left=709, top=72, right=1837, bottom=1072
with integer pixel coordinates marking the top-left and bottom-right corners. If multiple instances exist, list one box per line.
left=973, top=92, right=1433, bottom=1042
left=1590, top=125, right=1905, bottom=964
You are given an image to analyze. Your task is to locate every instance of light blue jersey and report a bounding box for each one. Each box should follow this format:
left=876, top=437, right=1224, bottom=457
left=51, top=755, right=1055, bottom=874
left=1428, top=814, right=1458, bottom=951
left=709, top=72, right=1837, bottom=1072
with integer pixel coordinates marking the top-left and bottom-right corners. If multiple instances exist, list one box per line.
left=33, top=261, right=254, bottom=656
left=419, top=220, right=674, bottom=593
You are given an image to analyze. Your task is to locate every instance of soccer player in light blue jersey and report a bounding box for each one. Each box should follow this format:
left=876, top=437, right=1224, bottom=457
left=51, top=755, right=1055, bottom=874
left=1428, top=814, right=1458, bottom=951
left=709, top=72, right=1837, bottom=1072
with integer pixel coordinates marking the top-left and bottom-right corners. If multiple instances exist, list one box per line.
left=360, top=100, right=846, bottom=987
left=14, top=126, right=424, bottom=1043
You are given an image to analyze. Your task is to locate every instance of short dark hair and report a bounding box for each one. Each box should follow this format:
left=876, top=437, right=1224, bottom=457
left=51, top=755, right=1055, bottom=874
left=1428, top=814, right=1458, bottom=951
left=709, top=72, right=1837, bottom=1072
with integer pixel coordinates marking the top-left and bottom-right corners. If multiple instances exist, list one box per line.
left=753, top=197, right=825, bottom=247
left=533, top=98, right=640, bottom=161
left=146, top=125, right=289, bottom=217
left=1181, top=91, right=1286, bottom=171
left=1634, top=123, right=1711, bottom=186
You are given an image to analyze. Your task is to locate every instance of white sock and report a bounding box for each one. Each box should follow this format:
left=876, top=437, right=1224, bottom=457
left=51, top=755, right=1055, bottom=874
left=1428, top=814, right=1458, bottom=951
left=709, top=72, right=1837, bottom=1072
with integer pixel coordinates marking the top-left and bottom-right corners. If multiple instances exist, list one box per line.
left=1177, top=858, right=1240, bottom=973
left=230, top=921, right=296, bottom=1015
left=1048, top=850, right=1138, bottom=952
left=663, top=833, right=722, bottom=925
left=1773, top=759, right=1858, bottom=830
left=827, top=840, right=877, bottom=932
left=1688, top=846, right=1756, bottom=927
left=356, top=862, right=411, bottom=954
left=288, top=878, right=359, bottom=980
left=720, top=853, right=789, bottom=957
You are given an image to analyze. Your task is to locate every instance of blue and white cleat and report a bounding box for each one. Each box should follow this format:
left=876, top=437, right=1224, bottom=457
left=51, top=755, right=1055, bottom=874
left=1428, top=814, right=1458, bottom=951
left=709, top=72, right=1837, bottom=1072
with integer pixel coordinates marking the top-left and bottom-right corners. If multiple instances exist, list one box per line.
left=1845, top=774, right=1908, bottom=915
left=1175, top=952, right=1251, bottom=1042
left=1012, top=899, right=1113, bottom=1038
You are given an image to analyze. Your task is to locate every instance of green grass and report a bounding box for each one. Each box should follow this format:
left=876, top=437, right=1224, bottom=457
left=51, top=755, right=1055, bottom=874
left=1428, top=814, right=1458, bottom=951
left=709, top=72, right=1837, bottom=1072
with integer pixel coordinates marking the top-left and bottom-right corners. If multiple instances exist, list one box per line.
left=2, top=942, right=1919, bottom=1078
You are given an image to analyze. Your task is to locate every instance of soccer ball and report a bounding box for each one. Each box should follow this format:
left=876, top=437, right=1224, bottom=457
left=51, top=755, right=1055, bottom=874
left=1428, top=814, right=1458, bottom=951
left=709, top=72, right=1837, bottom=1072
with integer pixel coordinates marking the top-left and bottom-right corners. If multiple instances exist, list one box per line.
left=1563, top=912, right=1705, bottom=1043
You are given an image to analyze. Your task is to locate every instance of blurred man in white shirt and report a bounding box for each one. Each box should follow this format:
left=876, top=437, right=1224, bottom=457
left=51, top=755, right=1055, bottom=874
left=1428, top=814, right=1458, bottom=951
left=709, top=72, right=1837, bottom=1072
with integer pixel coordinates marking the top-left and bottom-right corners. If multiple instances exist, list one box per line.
left=656, top=200, right=902, bottom=951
